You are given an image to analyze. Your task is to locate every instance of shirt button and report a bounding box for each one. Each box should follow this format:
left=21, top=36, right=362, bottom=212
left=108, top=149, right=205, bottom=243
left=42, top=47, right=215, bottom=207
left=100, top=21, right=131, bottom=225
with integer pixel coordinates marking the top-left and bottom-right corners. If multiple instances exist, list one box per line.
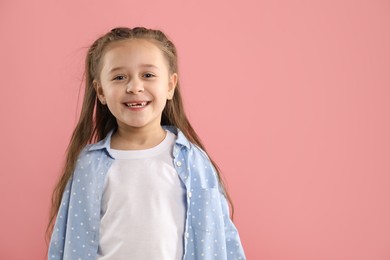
left=176, top=161, right=182, bottom=167
left=187, top=191, right=192, bottom=198
left=185, top=232, right=189, bottom=238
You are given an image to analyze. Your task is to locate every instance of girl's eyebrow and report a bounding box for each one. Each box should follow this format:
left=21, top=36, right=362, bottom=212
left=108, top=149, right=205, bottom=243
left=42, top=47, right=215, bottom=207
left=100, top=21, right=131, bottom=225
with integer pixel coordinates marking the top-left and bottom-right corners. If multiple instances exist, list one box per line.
left=108, top=64, right=160, bottom=73
left=108, top=67, right=124, bottom=74
left=140, top=64, right=159, bottom=69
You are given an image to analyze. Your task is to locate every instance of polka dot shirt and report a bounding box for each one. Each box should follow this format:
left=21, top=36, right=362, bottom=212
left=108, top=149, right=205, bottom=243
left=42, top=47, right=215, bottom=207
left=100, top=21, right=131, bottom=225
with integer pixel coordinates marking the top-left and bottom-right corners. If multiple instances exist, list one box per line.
left=48, top=126, right=246, bottom=259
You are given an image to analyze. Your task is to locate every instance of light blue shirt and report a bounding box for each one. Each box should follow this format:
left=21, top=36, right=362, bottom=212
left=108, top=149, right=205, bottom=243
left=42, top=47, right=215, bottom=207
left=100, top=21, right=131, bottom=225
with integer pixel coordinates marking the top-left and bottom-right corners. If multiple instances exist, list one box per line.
left=48, top=126, right=246, bottom=260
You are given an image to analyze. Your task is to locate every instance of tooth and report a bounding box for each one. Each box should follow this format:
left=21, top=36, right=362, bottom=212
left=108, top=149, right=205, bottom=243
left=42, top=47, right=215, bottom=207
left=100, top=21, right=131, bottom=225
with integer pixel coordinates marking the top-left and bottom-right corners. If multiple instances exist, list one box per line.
left=126, top=102, right=148, bottom=107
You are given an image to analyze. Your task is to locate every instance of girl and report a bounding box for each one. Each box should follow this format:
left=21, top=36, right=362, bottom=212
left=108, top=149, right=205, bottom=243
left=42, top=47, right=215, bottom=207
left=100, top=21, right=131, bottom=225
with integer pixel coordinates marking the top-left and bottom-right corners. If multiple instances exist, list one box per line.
left=47, top=27, right=246, bottom=260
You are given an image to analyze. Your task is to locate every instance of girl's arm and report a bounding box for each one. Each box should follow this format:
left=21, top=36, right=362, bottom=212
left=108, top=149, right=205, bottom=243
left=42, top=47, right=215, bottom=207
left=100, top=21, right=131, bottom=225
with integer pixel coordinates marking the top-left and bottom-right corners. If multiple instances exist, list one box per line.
left=219, top=188, right=246, bottom=259
left=188, top=144, right=246, bottom=259
left=48, top=178, right=73, bottom=259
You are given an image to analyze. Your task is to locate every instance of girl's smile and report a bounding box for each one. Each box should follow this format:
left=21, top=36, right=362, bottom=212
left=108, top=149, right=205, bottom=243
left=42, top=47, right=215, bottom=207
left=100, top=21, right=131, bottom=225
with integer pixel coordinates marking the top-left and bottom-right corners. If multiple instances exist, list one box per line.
left=124, top=100, right=151, bottom=110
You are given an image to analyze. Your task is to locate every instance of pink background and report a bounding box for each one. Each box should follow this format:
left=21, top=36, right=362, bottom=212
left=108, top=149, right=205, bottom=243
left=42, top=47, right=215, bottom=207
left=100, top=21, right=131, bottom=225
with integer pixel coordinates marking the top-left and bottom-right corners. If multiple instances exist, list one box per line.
left=1, top=0, right=390, bottom=259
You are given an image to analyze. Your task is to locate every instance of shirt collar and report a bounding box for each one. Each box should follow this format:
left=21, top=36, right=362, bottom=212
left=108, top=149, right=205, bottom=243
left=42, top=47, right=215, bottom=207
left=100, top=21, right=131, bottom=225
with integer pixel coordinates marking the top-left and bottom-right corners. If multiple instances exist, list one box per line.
left=87, top=125, right=191, bottom=154
left=162, top=125, right=191, bottom=149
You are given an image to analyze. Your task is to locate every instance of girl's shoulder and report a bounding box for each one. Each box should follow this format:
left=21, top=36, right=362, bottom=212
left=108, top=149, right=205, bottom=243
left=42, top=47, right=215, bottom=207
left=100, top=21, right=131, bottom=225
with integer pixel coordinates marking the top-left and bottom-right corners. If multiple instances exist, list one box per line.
left=79, top=143, right=96, bottom=157
left=72, top=143, right=114, bottom=178
left=78, top=131, right=114, bottom=159
left=76, top=142, right=112, bottom=163
left=182, top=139, right=209, bottom=161
left=173, top=128, right=207, bottom=158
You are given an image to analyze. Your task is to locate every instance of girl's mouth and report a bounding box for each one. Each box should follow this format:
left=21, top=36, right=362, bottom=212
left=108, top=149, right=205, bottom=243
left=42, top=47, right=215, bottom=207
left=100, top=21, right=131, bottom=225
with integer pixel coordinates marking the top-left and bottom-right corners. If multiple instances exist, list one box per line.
left=125, top=101, right=150, bottom=108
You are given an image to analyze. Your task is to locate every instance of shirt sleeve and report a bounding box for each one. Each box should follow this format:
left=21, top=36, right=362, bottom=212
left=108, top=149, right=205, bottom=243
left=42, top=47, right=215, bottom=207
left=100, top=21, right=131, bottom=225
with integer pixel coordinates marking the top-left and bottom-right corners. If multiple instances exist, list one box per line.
left=218, top=185, right=247, bottom=260
left=192, top=144, right=247, bottom=259
left=48, top=177, right=73, bottom=259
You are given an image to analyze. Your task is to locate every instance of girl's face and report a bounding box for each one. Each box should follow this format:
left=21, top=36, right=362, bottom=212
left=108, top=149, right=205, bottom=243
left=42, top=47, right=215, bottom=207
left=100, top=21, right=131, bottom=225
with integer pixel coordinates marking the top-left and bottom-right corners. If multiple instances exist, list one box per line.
left=95, top=39, right=177, bottom=132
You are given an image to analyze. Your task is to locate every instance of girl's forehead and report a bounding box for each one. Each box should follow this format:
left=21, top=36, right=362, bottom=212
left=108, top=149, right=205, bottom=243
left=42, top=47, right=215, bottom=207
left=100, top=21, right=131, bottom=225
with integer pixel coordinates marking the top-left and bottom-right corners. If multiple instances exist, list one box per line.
left=100, top=39, right=167, bottom=69
left=104, top=39, right=162, bottom=59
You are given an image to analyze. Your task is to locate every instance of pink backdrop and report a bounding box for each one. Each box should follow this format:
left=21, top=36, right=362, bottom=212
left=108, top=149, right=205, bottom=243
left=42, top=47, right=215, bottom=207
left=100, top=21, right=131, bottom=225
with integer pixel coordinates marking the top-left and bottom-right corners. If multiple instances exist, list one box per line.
left=1, top=0, right=390, bottom=259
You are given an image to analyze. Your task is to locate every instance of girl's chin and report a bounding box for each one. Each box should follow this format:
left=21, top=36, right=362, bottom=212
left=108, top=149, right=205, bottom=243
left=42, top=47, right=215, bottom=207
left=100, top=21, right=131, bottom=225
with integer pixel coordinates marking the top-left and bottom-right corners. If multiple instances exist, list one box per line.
left=116, top=120, right=162, bottom=130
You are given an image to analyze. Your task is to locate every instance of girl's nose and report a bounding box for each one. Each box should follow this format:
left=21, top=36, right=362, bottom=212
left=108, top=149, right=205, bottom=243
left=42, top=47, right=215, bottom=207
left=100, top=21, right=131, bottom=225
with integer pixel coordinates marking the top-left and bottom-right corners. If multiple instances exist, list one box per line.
left=126, top=80, right=144, bottom=94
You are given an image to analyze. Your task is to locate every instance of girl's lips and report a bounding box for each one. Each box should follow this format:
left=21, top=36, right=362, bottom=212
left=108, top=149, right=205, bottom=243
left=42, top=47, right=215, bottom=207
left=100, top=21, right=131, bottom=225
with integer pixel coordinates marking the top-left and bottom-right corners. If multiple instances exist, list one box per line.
left=124, top=101, right=150, bottom=108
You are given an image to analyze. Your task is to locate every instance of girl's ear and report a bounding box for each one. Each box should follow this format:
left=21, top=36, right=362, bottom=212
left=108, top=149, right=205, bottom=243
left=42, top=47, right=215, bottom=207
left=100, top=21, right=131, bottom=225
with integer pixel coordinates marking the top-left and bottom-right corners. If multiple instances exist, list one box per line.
left=93, top=80, right=106, bottom=105
left=167, top=73, right=178, bottom=100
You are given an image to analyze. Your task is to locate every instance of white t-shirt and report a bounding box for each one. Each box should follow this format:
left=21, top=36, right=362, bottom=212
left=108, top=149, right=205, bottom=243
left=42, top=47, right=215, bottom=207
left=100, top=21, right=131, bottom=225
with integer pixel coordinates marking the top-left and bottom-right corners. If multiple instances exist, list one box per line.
left=97, top=131, right=186, bottom=260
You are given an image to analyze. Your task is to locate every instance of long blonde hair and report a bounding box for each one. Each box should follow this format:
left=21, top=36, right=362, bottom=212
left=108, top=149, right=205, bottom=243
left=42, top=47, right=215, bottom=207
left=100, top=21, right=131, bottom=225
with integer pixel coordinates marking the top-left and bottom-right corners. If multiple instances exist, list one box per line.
left=47, top=27, right=233, bottom=240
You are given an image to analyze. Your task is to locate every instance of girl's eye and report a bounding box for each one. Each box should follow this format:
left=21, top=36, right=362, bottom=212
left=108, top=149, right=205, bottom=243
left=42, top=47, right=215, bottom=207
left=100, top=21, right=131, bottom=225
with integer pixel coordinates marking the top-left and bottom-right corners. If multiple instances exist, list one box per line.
left=113, top=75, right=126, bottom=81
left=143, top=73, right=155, bottom=78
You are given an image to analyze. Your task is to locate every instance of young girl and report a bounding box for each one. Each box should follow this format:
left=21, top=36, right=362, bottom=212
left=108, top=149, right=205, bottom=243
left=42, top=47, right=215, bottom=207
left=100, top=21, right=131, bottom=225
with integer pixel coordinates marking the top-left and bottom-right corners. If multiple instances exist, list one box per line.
left=48, top=27, right=246, bottom=260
